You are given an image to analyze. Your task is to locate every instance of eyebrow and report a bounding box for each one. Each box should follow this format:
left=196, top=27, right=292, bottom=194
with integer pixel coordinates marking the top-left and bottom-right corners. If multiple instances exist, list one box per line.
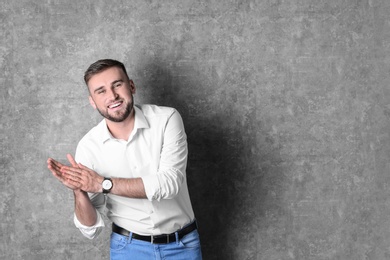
left=111, top=79, right=123, bottom=86
left=93, top=86, right=104, bottom=94
left=93, top=80, right=124, bottom=94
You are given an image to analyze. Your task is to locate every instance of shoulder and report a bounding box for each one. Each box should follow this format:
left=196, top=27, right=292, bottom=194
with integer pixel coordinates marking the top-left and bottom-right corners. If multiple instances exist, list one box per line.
left=75, top=120, right=106, bottom=164
left=78, top=120, right=106, bottom=147
left=136, top=104, right=185, bottom=131
left=136, top=104, right=178, bottom=119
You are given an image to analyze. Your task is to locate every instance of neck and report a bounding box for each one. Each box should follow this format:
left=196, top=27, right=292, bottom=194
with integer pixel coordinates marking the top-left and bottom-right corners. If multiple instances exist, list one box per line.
left=106, top=110, right=135, bottom=141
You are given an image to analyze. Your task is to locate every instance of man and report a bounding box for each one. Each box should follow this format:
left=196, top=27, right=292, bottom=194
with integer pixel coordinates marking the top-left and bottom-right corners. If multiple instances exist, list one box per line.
left=47, top=59, right=202, bottom=259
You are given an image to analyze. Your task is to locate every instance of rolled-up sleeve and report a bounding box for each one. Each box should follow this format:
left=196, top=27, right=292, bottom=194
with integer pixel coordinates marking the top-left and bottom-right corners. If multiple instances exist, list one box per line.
left=73, top=207, right=105, bottom=239
left=74, top=143, right=107, bottom=239
left=142, top=109, right=188, bottom=201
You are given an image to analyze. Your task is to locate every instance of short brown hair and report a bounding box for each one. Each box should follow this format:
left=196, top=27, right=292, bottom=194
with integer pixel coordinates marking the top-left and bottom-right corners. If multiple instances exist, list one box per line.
left=84, top=59, right=129, bottom=84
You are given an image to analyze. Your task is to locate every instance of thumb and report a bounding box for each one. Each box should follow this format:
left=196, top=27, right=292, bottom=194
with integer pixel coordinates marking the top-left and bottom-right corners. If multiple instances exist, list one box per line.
left=66, top=154, right=78, bottom=167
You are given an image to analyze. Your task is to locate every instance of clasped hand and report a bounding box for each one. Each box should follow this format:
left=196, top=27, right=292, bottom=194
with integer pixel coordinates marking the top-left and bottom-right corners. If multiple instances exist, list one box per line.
left=47, top=154, right=104, bottom=193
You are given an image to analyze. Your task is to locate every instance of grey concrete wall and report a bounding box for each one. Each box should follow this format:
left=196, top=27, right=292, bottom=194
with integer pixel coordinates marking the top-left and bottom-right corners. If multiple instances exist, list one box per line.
left=2, top=0, right=390, bottom=259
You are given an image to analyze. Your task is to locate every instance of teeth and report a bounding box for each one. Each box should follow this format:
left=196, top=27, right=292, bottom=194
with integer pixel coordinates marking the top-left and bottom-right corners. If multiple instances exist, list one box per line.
left=109, top=103, right=121, bottom=108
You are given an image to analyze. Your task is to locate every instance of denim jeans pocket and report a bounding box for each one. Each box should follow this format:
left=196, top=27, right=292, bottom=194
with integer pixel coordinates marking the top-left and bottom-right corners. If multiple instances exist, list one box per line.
left=110, top=233, right=128, bottom=251
left=179, top=230, right=201, bottom=249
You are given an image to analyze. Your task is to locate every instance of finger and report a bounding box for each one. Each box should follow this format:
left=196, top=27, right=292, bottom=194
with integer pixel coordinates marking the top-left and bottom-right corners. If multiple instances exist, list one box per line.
left=48, top=167, right=60, bottom=178
left=48, top=159, right=81, bottom=190
left=77, top=163, right=98, bottom=180
left=64, top=172, right=82, bottom=183
left=58, top=168, right=81, bottom=185
left=48, top=166, right=66, bottom=182
left=61, top=176, right=81, bottom=190
left=48, top=157, right=63, bottom=166
left=47, top=158, right=61, bottom=169
left=67, top=154, right=78, bottom=167
left=61, top=167, right=83, bottom=180
left=47, top=159, right=62, bottom=175
left=61, top=163, right=84, bottom=173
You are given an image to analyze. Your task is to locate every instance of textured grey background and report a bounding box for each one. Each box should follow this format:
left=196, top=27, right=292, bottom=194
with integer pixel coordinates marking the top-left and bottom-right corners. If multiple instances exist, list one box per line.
left=2, top=0, right=390, bottom=259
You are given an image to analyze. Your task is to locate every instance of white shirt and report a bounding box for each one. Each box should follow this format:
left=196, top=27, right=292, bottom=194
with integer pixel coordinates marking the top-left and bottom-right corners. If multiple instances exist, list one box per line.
left=73, top=104, right=195, bottom=239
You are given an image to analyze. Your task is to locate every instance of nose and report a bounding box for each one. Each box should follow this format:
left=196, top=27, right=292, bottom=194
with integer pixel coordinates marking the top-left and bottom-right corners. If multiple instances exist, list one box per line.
left=107, top=88, right=119, bottom=100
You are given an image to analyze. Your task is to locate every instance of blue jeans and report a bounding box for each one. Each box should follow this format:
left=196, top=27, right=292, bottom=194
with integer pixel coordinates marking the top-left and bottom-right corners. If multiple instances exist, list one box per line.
left=110, top=229, right=202, bottom=260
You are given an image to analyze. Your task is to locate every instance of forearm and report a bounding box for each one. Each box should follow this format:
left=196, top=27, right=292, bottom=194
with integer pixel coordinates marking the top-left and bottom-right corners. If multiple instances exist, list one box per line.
left=110, top=177, right=147, bottom=199
left=73, top=190, right=98, bottom=226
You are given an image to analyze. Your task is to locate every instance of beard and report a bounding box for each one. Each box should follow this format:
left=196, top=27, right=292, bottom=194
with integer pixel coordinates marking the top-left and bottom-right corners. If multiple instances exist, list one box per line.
left=96, top=99, right=134, bottom=123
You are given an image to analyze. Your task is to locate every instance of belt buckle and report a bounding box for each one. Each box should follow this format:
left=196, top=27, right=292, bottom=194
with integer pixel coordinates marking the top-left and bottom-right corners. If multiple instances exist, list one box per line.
left=151, top=234, right=170, bottom=244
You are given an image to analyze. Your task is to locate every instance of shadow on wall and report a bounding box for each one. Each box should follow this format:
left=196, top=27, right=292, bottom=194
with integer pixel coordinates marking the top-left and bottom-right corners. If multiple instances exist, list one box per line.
left=133, top=58, right=277, bottom=259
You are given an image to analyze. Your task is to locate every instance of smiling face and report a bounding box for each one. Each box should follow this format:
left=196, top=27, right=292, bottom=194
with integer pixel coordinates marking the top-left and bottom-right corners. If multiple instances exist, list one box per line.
left=87, top=66, right=136, bottom=123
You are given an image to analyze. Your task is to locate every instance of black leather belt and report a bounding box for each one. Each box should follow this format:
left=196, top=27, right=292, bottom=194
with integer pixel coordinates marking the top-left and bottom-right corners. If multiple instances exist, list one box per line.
left=112, top=221, right=197, bottom=244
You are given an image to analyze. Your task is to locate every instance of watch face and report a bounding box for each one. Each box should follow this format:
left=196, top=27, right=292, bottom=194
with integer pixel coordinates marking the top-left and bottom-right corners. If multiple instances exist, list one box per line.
left=102, top=179, right=112, bottom=190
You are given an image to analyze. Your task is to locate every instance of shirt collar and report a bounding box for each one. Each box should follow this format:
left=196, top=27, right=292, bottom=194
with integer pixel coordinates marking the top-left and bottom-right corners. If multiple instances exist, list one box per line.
left=98, top=105, right=149, bottom=143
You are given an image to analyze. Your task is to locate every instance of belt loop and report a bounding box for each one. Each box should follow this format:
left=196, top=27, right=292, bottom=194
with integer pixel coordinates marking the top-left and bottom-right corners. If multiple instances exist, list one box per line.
left=151, top=235, right=154, bottom=244
left=175, top=231, right=179, bottom=244
left=128, top=232, right=133, bottom=243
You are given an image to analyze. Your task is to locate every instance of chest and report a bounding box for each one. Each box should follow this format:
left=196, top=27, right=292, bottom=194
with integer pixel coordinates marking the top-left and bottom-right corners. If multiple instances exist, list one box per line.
left=93, top=129, right=163, bottom=178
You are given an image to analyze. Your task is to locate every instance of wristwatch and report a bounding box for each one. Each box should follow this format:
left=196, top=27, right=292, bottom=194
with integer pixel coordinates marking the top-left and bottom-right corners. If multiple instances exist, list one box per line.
left=102, top=177, right=113, bottom=194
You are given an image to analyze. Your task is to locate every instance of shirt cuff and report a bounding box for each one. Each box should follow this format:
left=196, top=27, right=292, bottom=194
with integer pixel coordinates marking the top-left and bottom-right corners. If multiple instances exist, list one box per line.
left=73, top=209, right=105, bottom=239
left=142, top=174, right=161, bottom=201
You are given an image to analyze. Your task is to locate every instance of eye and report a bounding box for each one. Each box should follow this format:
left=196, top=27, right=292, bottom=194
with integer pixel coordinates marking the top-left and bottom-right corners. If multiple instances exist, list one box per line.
left=114, top=82, right=122, bottom=88
left=97, top=89, right=106, bottom=94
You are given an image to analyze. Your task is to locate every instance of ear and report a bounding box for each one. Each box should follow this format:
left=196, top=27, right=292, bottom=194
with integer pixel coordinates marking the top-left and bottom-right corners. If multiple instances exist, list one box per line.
left=129, top=80, right=136, bottom=94
left=89, top=96, right=97, bottom=109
